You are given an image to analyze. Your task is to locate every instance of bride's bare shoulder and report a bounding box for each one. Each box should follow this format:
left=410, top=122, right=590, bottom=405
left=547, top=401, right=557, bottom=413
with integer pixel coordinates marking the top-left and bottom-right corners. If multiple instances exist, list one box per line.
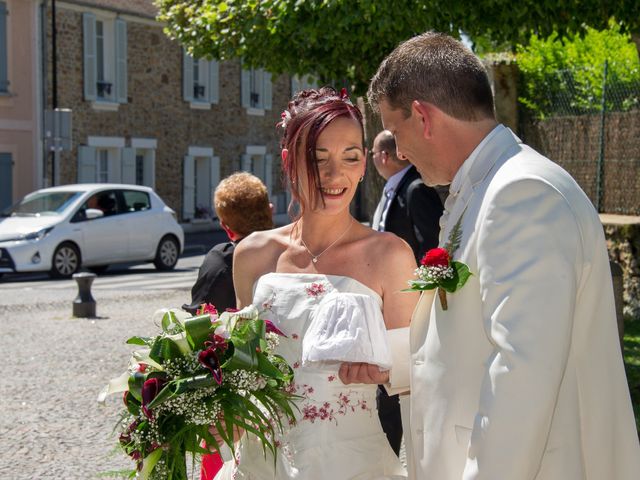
left=234, top=225, right=292, bottom=268
left=356, top=224, right=414, bottom=260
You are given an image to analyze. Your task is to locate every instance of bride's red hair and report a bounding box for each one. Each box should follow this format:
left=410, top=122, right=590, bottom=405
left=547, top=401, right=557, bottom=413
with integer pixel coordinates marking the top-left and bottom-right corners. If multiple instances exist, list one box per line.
left=278, top=87, right=364, bottom=218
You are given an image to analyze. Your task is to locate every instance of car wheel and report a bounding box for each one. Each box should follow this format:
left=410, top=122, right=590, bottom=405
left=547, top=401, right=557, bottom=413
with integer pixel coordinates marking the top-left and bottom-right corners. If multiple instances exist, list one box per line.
left=154, top=235, right=179, bottom=271
left=50, top=242, right=81, bottom=278
left=89, top=265, right=109, bottom=274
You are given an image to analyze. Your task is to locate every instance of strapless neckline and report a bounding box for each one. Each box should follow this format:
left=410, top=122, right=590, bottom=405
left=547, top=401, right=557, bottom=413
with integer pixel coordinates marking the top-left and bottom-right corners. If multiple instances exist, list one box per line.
left=254, top=272, right=382, bottom=305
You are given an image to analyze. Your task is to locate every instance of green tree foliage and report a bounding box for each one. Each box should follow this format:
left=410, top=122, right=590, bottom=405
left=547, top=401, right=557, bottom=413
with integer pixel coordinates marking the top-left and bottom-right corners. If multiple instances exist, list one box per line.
left=156, top=1, right=640, bottom=95
left=517, top=23, right=640, bottom=118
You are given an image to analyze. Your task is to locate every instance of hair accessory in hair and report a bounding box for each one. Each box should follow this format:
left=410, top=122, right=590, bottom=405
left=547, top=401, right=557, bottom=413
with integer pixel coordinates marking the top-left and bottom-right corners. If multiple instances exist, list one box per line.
left=340, top=87, right=354, bottom=106
left=279, top=109, right=292, bottom=130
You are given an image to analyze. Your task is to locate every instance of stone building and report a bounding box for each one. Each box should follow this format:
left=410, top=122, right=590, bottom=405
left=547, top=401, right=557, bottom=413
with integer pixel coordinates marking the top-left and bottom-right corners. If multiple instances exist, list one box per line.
left=40, top=0, right=316, bottom=223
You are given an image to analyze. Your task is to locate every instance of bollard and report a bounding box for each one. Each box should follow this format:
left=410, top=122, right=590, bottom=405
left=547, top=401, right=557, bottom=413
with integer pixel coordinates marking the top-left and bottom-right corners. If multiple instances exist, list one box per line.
left=72, top=272, right=97, bottom=318
left=610, top=260, right=624, bottom=347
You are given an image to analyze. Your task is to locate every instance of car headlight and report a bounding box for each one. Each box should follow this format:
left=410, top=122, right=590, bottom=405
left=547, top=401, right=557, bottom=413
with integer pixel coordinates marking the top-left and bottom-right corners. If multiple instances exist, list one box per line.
left=24, top=226, right=54, bottom=241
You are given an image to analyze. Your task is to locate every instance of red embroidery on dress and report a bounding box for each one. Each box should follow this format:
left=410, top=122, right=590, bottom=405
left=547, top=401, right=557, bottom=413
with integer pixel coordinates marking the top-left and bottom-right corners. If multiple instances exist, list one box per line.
left=291, top=333, right=299, bottom=340
left=327, top=375, right=336, bottom=382
left=305, top=282, right=327, bottom=297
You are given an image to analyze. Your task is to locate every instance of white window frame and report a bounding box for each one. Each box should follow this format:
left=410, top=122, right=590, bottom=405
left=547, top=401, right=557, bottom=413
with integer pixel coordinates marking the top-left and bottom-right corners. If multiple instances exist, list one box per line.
left=241, top=145, right=273, bottom=197
left=182, top=147, right=220, bottom=221
left=183, top=50, right=219, bottom=108
left=83, top=12, right=127, bottom=108
left=77, top=136, right=126, bottom=183
left=241, top=65, right=272, bottom=114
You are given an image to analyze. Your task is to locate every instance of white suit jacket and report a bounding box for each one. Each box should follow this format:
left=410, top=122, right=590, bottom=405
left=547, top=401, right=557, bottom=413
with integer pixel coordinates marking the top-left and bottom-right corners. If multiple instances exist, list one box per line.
left=387, top=125, right=640, bottom=479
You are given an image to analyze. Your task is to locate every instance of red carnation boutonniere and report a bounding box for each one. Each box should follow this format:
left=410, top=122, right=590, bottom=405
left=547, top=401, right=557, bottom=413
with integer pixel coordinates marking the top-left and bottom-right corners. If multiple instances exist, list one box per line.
left=405, top=213, right=472, bottom=310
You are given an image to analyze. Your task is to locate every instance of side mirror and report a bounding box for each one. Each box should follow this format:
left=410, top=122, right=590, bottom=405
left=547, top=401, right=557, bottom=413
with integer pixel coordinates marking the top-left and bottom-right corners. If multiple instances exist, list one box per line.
left=86, top=208, right=104, bottom=220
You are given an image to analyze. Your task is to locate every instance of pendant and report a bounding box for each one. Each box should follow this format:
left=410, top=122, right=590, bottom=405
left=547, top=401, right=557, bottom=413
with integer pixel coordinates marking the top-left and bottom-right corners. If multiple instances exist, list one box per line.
left=312, top=257, right=318, bottom=263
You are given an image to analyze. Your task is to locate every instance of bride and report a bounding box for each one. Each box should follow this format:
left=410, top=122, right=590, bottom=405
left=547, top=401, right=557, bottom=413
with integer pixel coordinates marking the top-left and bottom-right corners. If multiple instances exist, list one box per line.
left=214, top=87, right=419, bottom=479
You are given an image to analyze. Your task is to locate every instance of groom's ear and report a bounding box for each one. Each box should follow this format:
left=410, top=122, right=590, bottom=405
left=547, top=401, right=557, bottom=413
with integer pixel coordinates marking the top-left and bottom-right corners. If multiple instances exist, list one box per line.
left=412, top=100, right=433, bottom=140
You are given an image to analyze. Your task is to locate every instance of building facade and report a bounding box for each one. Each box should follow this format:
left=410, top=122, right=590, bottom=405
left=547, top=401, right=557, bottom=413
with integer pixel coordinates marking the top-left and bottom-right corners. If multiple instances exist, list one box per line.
left=39, top=0, right=316, bottom=222
left=0, top=0, right=42, bottom=211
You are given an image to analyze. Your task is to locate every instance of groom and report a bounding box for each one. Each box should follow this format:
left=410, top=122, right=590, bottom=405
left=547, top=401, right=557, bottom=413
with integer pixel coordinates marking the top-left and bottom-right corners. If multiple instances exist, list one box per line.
left=340, top=32, right=640, bottom=479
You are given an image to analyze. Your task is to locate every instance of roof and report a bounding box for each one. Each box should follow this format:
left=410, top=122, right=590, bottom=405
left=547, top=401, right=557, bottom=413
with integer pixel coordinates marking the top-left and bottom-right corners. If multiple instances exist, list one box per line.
left=63, top=0, right=159, bottom=19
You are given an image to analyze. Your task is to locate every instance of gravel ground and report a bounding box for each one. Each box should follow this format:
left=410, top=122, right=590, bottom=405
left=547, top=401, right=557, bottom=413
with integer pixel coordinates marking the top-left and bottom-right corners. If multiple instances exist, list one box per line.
left=0, top=287, right=407, bottom=479
left=0, top=289, right=189, bottom=480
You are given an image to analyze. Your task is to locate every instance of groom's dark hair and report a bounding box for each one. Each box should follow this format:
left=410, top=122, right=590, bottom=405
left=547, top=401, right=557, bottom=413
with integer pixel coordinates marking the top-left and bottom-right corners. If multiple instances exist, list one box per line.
left=368, top=31, right=495, bottom=121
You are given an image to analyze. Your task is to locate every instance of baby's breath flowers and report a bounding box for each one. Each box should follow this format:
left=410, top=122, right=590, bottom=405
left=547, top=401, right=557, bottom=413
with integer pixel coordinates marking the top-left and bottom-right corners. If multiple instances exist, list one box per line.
left=99, top=304, right=297, bottom=480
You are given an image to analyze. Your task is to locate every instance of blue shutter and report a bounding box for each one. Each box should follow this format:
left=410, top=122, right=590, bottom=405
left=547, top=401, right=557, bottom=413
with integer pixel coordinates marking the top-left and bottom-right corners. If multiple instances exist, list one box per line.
left=82, top=13, right=97, bottom=101
left=183, top=155, right=195, bottom=219
left=115, top=19, right=127, bottom=103
left=209, top=60, right=219, bottom=104
left=183, top=50, right=194, bottom=102
left=0, top=152, right=12, bottom=211
left=241, top=65, right=251, bottom=108
left=77, top=146, right=97, bottom=182
left=0, top=2, right=8, bottom=93
left=263, top=72, right=272, bottom=110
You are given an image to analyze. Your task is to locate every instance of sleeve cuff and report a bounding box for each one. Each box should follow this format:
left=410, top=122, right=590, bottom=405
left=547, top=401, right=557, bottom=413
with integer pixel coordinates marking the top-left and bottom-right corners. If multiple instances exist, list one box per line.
left=384, top=326, right=411, bottom=396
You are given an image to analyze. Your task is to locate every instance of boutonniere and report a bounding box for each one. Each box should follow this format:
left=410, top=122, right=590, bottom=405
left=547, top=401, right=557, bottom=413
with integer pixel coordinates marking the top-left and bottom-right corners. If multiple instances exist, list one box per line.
left=405, top=211, right=472, bottom=310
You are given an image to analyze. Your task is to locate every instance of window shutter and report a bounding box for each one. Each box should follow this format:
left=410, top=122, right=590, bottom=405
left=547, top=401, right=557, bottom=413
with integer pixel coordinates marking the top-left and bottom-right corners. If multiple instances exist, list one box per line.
left=121, top=147, right=136, bottom=184
left=115, top=19, right=127, bottom=103
left=0, top=2, right=9, bottom=92
left=209, top=60, right=219, bottom=104
left=263, top=71, right=272, bottom=110
left=0, top=152, right=12, bottom=210
left=82, top=13, right=97, bottom=101
left=145, top=150, right=156, bottom=189
left=210, top=156, right=221, bottom=197
left=240, top=154, right=252, bottom=172
left=183, top=155, right=195, bottom=220
left=109, top=149, right=122, bottom=182
left=77, top=146, right=97, bottom=182
left=241, top=67, right=251, bottom=108
left=264, top=154, right=273, bottom=196
left=183, top=50, right=194, bottom=102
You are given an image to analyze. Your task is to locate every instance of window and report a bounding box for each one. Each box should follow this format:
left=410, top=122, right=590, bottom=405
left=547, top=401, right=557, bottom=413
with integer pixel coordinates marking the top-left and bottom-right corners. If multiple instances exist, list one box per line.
left=135, top=154, right=144, bottom=185
left=241, top=66, right=272, bottom=111
left=183, top=51, right=219, bottom=105
left=97, top=149, right=109, bottom=182
left=83, top=13, right=127, bottom=104
left=121, top=190, right=150, bottom=212
left=182, top=150, right=220, bottom=220
left=0, top=1, right=8, bottom=93
left=241, top=148, right=273, bottom=196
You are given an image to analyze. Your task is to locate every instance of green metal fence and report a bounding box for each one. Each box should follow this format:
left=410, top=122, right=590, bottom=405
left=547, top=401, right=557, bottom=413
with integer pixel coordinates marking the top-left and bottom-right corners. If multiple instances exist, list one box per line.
left=520, top=61, right=640, bottom=215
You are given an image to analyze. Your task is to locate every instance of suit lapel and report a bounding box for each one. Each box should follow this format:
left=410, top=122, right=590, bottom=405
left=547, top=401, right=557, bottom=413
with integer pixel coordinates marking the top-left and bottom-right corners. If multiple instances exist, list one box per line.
left=439, top=126, right=522, bottom=246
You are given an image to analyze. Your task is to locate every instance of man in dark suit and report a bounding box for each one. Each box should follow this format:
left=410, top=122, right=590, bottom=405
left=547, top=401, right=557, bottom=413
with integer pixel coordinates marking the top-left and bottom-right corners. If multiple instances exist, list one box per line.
left=370, top=130, right=445, bottom=456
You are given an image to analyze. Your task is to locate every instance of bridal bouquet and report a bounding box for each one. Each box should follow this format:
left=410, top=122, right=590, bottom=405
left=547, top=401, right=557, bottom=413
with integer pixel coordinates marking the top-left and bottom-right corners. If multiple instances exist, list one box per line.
left=99, top=304, right=297, bottom=480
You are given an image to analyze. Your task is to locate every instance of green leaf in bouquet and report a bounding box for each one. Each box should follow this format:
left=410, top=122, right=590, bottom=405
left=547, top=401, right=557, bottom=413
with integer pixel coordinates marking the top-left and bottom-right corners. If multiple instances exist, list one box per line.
left=127, top=371, right=146, bottom=402
left=161, top=311, right=172, bottom=332
left=184, top=314, right=214, bottom=350
left=256, top=351, right=286, bottom=380
left=149, top=336, right=183, bottom=363
left=223, top=340, right=260, bottom=371
left=124, top=392, right=141, bottom=416
left=126, top=336, right=152, bottom=346
left=169, top=373, right=219, bottom=395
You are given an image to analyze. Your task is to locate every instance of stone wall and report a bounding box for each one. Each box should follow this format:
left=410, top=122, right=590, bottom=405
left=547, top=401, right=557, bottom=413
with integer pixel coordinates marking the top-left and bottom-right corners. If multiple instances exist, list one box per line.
left=603, top=215, right=640, bottom=320
left=47, top=6, right=289, bottom=218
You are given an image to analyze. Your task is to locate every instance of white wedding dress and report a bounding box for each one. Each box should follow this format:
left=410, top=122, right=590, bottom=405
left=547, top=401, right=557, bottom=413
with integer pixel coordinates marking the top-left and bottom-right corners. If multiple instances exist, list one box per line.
left=214, top=273, right=406, bottom=480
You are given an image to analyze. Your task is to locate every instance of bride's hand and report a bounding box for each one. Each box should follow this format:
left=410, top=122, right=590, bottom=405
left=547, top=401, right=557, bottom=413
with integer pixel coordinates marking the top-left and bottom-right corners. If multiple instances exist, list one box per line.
left=338, top=362, right=389, bottom=385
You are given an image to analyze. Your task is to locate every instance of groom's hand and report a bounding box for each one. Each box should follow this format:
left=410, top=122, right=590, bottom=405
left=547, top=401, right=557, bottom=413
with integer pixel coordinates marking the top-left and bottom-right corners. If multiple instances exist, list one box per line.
left=338, top=362, right=390, bottom=385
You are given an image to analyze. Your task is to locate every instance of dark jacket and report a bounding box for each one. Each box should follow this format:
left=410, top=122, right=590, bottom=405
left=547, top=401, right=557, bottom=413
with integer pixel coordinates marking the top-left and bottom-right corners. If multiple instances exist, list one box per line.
left=182, top=241, right=236, bottom=314
left=383, top=166, right=444, bottom=262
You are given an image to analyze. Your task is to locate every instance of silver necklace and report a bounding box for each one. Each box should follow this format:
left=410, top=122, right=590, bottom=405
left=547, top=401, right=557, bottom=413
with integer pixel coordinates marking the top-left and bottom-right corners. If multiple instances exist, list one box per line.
left=299, top=218, right=354, bottom=264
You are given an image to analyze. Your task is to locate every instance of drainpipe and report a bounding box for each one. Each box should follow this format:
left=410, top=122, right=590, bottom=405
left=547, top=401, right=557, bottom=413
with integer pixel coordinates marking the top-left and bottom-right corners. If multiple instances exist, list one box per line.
left=50, top=0, right=57, bottom=185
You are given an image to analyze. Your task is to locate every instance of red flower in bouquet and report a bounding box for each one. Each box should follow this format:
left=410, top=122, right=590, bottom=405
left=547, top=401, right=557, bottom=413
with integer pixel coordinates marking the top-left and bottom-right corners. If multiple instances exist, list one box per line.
left=265, top=319, right=287, bottom=337
left=199, top=348, right=223, bottom=384
left=141, top=377, right=166, bottom=418
left=420, top=247, right=450, bottom=267
left=197, top=303, right=218, bottom=317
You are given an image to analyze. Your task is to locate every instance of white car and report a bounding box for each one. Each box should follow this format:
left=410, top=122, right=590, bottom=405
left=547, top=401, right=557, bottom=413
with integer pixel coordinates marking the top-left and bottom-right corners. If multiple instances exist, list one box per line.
left=0, top=184, right=184, bottom=278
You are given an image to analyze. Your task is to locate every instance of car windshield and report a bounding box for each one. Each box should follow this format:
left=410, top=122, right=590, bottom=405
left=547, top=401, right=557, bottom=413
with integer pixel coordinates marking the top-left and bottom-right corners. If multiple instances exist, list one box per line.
left=6, top=191, right=83, bottom=217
